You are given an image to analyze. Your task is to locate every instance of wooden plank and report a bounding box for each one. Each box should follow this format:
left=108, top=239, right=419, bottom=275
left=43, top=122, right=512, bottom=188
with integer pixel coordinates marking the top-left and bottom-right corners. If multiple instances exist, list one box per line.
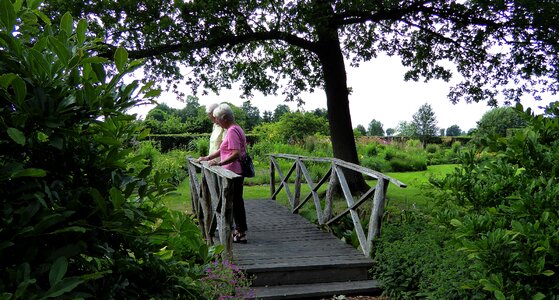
left=334, top=165, right=369, bottom=256
left=233, top=199, right=373, bottom=288
left=251, top=279, right=381, bottom=300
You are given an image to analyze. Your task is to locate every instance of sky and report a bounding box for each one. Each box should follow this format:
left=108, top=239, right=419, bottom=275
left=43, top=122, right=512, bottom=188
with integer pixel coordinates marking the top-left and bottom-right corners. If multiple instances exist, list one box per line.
left=128, top=54, right=548, bottom=133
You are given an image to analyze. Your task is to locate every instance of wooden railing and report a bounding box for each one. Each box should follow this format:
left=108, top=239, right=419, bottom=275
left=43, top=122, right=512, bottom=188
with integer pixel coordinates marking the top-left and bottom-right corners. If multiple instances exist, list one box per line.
left=269, top=154, right=407, bottom=257
left=186, top=157, right=241, bottom=259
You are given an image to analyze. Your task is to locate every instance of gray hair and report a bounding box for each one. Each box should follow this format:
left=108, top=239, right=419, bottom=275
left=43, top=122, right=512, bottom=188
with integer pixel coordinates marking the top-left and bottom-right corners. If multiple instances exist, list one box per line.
left=206, top=103, right=219, bottom=114
left=213, top=103, right=235, bottom=122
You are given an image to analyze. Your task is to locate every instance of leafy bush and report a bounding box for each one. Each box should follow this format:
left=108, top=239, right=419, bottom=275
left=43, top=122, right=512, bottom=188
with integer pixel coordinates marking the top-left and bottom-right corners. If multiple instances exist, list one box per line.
left=430, top=102, right=559, bottom=299
left=373, top=215, right=478, bottom=299
left=0, top=6, right=220, bottom=299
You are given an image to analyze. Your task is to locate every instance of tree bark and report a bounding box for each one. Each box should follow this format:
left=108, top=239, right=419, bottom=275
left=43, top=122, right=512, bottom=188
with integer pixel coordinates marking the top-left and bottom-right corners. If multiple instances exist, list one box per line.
left=315, top=19, right=369, bottom=193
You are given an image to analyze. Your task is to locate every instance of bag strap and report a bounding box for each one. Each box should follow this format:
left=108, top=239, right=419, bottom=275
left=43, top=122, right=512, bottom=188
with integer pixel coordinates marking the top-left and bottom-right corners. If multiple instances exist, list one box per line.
left=230, top=125, right=247, bottom=160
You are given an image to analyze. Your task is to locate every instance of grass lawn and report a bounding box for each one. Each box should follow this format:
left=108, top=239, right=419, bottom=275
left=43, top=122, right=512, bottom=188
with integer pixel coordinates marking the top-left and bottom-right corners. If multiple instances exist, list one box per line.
left=162, top=164, right=458, bottom=214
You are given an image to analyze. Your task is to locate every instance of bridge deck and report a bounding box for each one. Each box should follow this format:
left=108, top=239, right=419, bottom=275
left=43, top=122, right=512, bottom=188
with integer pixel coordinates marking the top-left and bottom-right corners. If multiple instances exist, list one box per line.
left=233, top=199, right=379, bottom=299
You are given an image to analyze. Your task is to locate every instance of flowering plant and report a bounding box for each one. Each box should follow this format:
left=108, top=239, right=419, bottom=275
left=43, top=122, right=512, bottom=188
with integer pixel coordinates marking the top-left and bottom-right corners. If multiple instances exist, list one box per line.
left=200, top=260, right=254, bottom=299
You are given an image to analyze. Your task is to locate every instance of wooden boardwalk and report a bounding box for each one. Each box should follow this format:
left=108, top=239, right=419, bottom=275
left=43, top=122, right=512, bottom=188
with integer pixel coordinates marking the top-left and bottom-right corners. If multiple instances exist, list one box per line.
left=233, top=199, right=381, bottom=299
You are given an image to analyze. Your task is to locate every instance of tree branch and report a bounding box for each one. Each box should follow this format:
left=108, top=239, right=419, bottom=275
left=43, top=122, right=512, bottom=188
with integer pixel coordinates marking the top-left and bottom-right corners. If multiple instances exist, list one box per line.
left=101, top=30, right=318, bottom=59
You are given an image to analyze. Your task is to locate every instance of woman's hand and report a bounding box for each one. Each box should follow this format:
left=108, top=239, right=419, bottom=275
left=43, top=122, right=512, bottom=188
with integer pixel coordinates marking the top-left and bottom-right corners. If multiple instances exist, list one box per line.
left=196, top=156, right=208, bottom=162
left=208, top=160, right=219, bottom=167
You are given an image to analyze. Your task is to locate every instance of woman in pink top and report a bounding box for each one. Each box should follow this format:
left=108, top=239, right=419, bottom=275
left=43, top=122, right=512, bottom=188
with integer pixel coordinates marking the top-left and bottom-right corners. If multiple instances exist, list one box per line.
left=197, top=103, right=248, bottom=243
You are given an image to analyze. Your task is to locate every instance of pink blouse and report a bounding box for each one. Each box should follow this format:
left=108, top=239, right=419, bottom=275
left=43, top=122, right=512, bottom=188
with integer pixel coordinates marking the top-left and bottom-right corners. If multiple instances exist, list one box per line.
left=220, top=124, right=246, bottom=175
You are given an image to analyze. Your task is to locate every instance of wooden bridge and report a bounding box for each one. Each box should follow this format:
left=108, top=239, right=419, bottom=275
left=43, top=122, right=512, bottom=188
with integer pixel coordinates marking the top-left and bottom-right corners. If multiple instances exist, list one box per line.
left=186, top=154, right=406, bottom=299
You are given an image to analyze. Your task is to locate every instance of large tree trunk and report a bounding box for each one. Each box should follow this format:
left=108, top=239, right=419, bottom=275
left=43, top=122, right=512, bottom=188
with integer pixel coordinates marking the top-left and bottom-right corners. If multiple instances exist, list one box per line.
left=316, top=21, right=369, bottom=193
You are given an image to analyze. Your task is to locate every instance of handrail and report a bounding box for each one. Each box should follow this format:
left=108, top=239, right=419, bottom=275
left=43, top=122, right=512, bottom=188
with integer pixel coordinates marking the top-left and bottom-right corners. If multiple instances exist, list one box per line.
left=269, top=154, right=406, bottom=257
left=186, top=157, right=241, bottom=259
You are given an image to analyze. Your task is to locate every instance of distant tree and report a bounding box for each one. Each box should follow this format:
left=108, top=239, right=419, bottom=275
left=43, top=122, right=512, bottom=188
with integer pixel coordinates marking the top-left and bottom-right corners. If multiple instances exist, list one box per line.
left=386, top=128, right=395, bottom=136
left=273, top=104, right=290, bottom=122
left=177, top=95, right=200, bottom=122
left=312, top=108, right=328, bottom=119
left=254, top=112, right=328, bottom=143
left=439, top=128, right=445, bottom=136
left=412, top=103, right=439, bottom=147
left=355, top=124, right=367, bottom=137
left=467, top=128, right=476, bottom=136
left=476, top=106, right=527, bottom=138
left=241, top=100, right=261, bottom=131
left=262, top=110, right=273, bottom=123
left=446, top=125, right=463, bottom=136
left=367, top=119, right=385, bottom=136
left=396, top=121, right=417, bottom=137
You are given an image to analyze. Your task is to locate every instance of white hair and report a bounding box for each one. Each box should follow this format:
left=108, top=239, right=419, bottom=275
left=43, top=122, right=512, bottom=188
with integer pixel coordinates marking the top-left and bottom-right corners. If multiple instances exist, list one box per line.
left=206, top=103, right=219, bottom=114
left=213, top=103, right=234, bottom=122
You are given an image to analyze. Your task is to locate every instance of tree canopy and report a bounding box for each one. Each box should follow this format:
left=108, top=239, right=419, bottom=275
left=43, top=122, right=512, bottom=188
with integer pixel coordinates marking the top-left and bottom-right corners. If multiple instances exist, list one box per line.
left=43, top=0, right=559, bottom=189
left=367, top=119, right=385, bottom=136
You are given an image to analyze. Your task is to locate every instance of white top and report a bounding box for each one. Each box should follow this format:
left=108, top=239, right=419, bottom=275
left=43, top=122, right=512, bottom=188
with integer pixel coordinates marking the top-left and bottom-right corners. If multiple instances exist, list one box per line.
left=209, top=123, right=226, bottom=155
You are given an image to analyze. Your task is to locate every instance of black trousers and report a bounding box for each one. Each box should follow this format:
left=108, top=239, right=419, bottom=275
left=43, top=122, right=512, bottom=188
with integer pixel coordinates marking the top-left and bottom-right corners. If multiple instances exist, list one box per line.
left=232, top=176, right=247, bottom=232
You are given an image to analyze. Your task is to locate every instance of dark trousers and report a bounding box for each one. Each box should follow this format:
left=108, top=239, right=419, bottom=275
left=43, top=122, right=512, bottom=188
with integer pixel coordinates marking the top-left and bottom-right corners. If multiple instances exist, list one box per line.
left=232, top=176, right=247, bottom=232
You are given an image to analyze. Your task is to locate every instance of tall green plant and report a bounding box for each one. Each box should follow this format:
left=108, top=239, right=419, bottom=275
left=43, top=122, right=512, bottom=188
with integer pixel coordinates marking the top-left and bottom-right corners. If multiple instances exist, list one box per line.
left=0, top=2, right=209, bottom=299
left=431, top=102, right=559, bottom=299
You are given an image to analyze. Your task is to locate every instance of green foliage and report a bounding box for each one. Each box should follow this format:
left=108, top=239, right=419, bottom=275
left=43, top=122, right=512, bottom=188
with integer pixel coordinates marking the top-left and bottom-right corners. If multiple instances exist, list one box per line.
left=412, top=103, right=439, bottom=147
left=373, top=215, right=478, bottom=299
left=446, top=124, right=463, bottom=136
left=430, top=102, right=559, bottom=298
left=252, top=111, right=329, bottom=144
left=367, top=119, right=385, bottom=136
left=0, top=5, right=213, bottom=299
left=475, top=106, right=527, bottom=139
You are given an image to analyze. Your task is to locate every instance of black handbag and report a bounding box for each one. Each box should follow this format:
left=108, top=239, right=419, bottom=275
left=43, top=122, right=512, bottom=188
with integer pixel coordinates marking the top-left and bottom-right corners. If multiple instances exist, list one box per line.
left=241, top=153, right=255, bottom=178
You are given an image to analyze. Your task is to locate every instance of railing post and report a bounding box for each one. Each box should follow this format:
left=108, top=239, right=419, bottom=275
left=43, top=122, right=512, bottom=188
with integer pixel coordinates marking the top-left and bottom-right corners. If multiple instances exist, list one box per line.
left=367, top=178, right=389, bottom=251
left=293, top=158, right=301, bottom=212
left=270, top=156, right=276, bottom=200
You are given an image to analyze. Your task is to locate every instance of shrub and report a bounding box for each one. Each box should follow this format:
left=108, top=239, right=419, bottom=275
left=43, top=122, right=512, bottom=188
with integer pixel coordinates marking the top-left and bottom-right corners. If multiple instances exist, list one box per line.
left=189, top=136, right=209, bottom=157
left=425, top=143, right=439, bottom=153
left=364, top=142, right=380, bottom=156
left=373, top=215, right=478, bottom=299
left=389, top=155, right=427, bottom=172
left=0, top=6, right=213, bottom=298
left=430, top=102, right=559, bottom=299
left=361, top=156, right=390, bottom=172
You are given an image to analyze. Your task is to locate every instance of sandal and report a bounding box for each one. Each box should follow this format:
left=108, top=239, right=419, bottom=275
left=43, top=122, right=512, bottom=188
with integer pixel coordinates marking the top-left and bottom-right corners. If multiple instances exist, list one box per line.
left=233, top=231, right=247, bottom=244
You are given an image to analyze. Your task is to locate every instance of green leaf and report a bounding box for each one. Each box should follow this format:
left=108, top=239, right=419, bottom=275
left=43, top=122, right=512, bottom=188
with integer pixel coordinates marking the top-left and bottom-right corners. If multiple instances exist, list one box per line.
left=27, top=0, right=41, bottom=10
left=11, top=168, right=46, bottom=178
left=49, top=257, right=68, bottom=286
left=76, top=19, right=87, bottom=45
left=533, top=292, right=546, bottom=300
left=114, top=47, right=128, bottom=73
left=59, top=12, right=73, bottom=35
left=50, top=226, right=87, bottom=234
left=142, top=87, right=161, bottom=98
left=450, top=219, right=462, bottom=227
left=0, top=73, right=18, bottom=89
left=494, top=291, right=505, bottom=300
left=11, top=76, right=27, bottom=105
left=7, top=127, right=25, bottom=145
left=44, top=277, right=83, bottom=298
left=110, top=187, right=125, bottom=209
left=542, top=270, right=554, bottom=276
left=89, top=188, right=107, bottom=216
left=48, top=36, right=70, bottom=65
left=0, top=0, right=16, bottom=31
left=0, top=241, right=14, bottom=251
left=33, top=9, right=51, bottom=25
left=13, top=0, right=23, bottom=11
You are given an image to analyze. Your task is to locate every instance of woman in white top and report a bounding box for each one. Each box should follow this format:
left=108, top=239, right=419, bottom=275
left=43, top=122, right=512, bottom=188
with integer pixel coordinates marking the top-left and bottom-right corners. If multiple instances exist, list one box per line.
left=206, top=103, right=226, bottom=157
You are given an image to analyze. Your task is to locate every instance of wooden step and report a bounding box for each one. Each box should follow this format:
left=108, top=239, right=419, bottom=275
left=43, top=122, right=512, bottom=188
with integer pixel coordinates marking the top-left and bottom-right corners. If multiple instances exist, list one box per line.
left=245, top=260, right=372, bottom=286
left=250, top=279, right=382, bottom=299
